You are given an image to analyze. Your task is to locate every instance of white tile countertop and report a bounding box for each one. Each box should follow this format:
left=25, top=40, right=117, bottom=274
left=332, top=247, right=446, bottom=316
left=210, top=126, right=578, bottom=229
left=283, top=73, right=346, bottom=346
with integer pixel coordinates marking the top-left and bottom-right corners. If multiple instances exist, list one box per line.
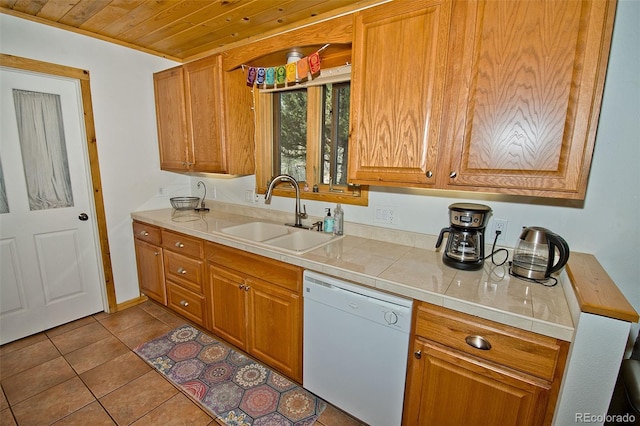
left=131, top=202, right=575, bottom=341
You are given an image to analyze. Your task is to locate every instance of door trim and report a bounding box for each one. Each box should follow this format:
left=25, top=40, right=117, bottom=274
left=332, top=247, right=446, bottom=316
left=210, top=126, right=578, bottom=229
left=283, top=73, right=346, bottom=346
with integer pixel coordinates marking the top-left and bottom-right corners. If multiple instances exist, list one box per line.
left=0, top=53, right=117, bottom=313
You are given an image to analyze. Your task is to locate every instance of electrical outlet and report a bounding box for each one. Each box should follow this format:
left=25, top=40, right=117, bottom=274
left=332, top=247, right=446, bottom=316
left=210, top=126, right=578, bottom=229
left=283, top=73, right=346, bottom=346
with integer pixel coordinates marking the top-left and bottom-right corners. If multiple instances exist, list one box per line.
left=492, top=219, right=508, bottom=241
left=374, top=205, right=397, bottom=225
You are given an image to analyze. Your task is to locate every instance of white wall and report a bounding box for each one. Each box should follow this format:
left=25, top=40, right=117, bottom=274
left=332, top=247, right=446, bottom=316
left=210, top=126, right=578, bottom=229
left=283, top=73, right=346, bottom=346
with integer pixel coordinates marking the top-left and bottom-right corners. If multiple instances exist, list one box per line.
left=0, top=14, right=189, bottom=303
left=1, top=0, right=638, bottom=351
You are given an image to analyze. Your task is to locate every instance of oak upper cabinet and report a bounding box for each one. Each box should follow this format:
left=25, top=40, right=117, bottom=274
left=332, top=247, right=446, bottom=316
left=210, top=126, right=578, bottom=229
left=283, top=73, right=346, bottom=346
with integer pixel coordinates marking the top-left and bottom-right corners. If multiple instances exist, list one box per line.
left=438, top=0, right=616, bottom=199
left=403, top=303, right=569, bottom=426
left=132, top=221, right=165, bottom=305
left=348, top=0, right=453, bottom=186
left=153, top=54, right=254, bottom=174
left=206, top=243, right=303, bottom=382
left=154, top=67, right=188, bottom=171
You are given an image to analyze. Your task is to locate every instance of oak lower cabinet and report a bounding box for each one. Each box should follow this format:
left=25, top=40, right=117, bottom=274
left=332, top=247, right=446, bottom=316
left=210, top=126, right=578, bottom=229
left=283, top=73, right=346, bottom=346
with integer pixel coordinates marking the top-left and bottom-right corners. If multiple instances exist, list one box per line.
left=403, top=303, right=569, bottom=426
left=132, top=221, right=165, bottom=305
left=162, top=229, right=208, bottom=328
left=153, top=54, right=254, bottom=174
left=206, top=242, right=303, bottom=383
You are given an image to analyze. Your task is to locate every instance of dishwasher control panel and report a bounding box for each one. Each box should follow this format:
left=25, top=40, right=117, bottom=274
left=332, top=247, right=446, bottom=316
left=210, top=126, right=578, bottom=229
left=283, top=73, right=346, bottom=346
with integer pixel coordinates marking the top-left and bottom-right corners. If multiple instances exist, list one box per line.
left=303, top=270, right=412, bottom=333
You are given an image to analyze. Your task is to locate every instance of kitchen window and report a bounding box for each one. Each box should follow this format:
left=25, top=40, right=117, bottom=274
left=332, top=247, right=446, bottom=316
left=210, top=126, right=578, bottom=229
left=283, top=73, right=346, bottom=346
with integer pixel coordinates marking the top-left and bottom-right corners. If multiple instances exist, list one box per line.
left=254, top=72, right=367, bottom=206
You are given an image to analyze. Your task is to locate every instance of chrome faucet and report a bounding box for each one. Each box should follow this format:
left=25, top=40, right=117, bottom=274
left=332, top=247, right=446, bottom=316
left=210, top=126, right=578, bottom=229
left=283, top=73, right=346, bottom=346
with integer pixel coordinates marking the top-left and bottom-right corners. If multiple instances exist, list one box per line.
left=265, top=174, right=308, bottom=228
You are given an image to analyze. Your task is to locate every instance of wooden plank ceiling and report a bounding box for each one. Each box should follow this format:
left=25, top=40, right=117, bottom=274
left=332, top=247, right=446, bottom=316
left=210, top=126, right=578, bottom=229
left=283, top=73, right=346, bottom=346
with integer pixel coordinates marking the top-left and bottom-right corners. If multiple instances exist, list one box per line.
left=0, top=0, right=383, bottom=62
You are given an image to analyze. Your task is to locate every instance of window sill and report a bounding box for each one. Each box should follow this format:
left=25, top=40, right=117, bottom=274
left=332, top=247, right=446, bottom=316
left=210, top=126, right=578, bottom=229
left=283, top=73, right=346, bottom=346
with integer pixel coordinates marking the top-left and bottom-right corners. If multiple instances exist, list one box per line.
left=256, top=185, right=368, bottom=206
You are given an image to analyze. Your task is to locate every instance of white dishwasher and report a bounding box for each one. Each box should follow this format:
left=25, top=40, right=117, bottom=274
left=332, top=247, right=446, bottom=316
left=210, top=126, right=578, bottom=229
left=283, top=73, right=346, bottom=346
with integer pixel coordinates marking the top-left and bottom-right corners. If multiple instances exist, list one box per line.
left=303, top=270, right=413, bottom=426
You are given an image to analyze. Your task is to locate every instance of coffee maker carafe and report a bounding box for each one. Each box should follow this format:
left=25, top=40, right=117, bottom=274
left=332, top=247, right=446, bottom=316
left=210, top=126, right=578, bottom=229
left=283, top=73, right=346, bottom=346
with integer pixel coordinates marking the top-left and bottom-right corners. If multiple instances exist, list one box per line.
left=436, top=203, right=492, bottom=270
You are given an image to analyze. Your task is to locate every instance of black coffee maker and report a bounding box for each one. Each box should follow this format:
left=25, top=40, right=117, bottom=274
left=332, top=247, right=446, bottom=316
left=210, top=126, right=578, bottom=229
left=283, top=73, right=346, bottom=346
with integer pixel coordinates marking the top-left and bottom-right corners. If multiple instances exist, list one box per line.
left=436, top=203, right=492, bottom=270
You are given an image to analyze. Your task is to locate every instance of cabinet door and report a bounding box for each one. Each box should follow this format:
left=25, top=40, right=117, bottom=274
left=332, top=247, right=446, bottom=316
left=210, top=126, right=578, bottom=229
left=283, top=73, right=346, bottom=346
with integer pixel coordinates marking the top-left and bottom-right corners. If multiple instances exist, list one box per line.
left=404, top=339, right=550, bottom=426
left=440, top=0, right=616, bottom=199
left=246, top=277, right=302, bottom=382
left=222, top=67, right=256, bottom=175
left=184, top=56, right=225, bottom=172
left=348, top=0, right=452, bottom=186
left=209, top=264, right=247, bottom=350
left=153, top=66, right=190, bottom=171
left=134, top=239, right=166, bottom=305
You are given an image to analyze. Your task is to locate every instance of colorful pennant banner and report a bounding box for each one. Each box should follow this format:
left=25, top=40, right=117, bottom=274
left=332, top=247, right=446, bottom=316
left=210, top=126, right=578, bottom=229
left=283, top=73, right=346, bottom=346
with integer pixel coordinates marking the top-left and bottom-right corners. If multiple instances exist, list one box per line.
left=244, top=44, right=328, bottom=88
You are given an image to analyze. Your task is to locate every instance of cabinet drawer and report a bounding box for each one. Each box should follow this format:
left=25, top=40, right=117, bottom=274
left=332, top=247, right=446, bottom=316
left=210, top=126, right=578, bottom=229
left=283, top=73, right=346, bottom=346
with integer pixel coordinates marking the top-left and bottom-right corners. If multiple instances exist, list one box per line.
left=415, top=303, right=562, bottom=381
left=167, top=282, right=206, bottom=327
left=133, top=221, right=161, bottom=245
left=164, top=251, right=203, bottom=293
left=205, top=242, right=301, bottom=292
left=162, top=229, right=203, bottom=258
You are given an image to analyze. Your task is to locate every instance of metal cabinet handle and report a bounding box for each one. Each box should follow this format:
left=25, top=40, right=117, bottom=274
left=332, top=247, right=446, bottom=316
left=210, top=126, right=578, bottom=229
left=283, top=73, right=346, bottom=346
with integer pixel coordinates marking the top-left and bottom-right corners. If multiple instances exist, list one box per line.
left=244, top=286, right=250, bottom=291
left=239, top=284, right=245, bottom=289
left=154, top=251, right=159, bottom=256
left=465, top=335, right=492, bottom=350
left=177, top=267, right=187, bottom=275
left=426, top=170, right=433, bottom=178
left=140, top=230, right=149, bottom=236
left=449, top=171, right=457, bottom=178
left=180, top=300, right=189, bottom=307
left=175, top=242, right=185, bottom=248
left=414, top=350, right=422, bottom=359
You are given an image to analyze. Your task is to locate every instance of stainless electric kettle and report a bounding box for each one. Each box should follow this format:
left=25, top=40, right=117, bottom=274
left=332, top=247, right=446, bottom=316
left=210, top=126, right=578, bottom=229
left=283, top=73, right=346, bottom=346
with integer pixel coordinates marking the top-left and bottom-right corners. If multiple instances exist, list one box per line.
left=511, top=227, right=570, bottom=280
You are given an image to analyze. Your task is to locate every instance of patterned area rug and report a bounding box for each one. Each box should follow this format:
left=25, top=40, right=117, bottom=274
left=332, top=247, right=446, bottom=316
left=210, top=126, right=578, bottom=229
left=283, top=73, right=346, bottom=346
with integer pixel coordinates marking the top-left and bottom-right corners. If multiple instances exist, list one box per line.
left=134, top=325, right=326, bottom=426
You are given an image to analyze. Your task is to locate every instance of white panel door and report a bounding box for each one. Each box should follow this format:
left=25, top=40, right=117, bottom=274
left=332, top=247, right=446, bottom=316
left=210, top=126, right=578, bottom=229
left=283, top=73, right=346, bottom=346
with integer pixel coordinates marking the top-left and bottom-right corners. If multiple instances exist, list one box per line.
left=0, top=67, right=105, bottom=344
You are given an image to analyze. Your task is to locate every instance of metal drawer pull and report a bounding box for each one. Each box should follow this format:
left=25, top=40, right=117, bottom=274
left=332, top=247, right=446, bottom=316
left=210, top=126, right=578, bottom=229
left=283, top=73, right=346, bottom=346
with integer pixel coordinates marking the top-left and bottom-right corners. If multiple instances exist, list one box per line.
left=414, top=350, right=422, bottom=359
left=175, top=242, right=185, bottom=248
left=140, top=231, right=149, bottom=236
left=154, top=251, right=159, bottom=256
left=239, top=284, right=245, bottom=289
left=244, top=286, right=250, bottom=291
left=180, top=300, right=189, bottom=307
left=177, top=267, right=187, bottom=274
left=465, top=335, right=492, bottom=350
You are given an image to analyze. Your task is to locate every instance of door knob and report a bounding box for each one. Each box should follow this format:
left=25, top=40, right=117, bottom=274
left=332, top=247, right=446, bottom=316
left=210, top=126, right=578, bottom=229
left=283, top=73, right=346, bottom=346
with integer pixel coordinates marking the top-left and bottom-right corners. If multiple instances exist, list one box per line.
left=78, top=213, right=89, bottom=221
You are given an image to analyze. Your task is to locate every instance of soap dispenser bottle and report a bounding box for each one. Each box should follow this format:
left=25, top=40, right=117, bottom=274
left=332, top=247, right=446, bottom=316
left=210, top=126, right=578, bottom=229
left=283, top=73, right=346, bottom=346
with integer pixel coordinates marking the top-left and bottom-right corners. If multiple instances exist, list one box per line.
left=333, top=203, right=344, bottom=235
left=323, top=208, right=334, bottom=234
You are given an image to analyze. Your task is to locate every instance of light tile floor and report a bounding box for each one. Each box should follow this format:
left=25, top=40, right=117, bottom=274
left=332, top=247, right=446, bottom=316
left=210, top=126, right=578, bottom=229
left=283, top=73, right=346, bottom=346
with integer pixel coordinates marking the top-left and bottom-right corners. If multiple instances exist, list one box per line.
left=0, top=301, right=365, bottom=425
